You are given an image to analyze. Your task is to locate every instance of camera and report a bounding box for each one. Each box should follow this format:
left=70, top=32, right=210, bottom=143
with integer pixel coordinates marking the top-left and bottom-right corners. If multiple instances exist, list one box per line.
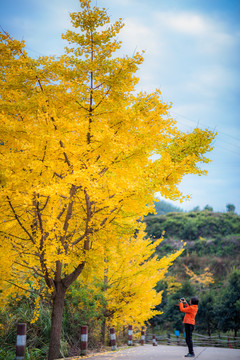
left=180, top=298, right=185, bottom=302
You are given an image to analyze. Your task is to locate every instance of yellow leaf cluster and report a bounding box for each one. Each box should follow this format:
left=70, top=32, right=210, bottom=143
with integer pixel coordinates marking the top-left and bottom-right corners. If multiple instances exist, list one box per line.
left=184, top=265, right=214, bottom=290
left=73, top=223, right=184, bottom=328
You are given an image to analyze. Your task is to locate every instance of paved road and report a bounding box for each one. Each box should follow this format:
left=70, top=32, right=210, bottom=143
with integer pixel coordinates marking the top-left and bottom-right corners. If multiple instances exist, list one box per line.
left=77, top=344, right=240, bottom=360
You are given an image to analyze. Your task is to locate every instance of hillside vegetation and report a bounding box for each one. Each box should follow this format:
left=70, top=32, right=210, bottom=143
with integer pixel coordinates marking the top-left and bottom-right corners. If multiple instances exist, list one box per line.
left=145, top=209, right=239, bottom=240
left=144, top=208, right=240, bottom=336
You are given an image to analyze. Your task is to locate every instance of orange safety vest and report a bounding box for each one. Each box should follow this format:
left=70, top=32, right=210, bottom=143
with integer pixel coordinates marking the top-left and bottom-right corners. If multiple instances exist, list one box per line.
left=179, top=303, right=198, bottom=325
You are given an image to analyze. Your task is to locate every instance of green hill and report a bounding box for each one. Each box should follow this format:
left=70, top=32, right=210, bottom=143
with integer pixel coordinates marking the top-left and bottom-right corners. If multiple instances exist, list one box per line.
left=144, top=209, right=240, bottom=336
left=145, top=210, right=240, bottom=240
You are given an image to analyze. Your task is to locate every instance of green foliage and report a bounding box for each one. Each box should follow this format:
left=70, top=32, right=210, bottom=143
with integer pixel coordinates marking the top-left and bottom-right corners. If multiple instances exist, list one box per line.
left=0, top=296, right=51, bottom=360
left=0, top=283, right=106, bottom=359
left=226, top=204, right=236, bottom=213
left=217, top=269, right=240, bottom=336
left=63, top=280, right=106, bottom=349
left=184, top=235, right=240, bottom=257
left=0, top=277, right=128, bottom=358
left=197, top=292, right=218, bottom=336
left=144, top=210, right=240, bottom=241
left=0, top=348, right=15, bottom=360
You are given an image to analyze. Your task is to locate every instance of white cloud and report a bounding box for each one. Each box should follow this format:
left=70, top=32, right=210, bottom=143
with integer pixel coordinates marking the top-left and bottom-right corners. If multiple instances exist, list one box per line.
left=156, top=11, right=212, bottom=35
left=154, top=10, right=236, bottom=57
left=120, top=18, right=159, bottom=54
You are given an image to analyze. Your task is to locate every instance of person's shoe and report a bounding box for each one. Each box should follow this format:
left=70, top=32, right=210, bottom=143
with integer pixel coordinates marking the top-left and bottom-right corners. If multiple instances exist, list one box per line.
left=185, top=354, right=195, bottom=358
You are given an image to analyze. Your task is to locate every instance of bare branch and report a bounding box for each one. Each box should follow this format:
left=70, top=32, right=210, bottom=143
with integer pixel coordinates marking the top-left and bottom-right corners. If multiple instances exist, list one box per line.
left=5, top=280, right=40, bottom=296
left=0, top=231, right=28, bottom=241
left=54, top=172, right=64, bottom=179
left=57, top=204, right=67, bottom=220
left=6, top=196, right=34, bottom=243
left=14, top=261, right=44, bottom=278
left=75, top=99, right=88, bottom=111
left=70, top=189, right=93, bottom=246
left=59, top=140, right=72, bottom=168
left=39, top=196, right=49, bottom=212
left=71, top=232, right=89, bottom=246
left=36, top=199, right=43, bottom=233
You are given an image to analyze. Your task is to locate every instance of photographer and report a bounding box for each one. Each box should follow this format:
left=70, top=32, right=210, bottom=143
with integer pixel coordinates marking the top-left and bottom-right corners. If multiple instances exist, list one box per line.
left=179, top=297, right=199, bottom=358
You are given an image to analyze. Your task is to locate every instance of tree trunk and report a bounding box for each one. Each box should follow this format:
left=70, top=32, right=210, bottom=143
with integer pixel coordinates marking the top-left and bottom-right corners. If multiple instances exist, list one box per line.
left=207, top=323, right=211, bottom=337
left=101, top=317, right=106, bottom=346
left=48, top=282, right=66, bottom=360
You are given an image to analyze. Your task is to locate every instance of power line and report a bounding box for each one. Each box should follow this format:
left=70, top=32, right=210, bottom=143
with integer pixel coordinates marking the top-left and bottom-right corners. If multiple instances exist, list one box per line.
left=171, top=110, right=240, bottom=156
left=172, top=110, right=239, bottom=142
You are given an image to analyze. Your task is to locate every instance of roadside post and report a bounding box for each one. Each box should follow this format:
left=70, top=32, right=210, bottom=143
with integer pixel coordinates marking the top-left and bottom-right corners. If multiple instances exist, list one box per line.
left=128, top=325, right=133, bottom=346
left=110, top=327, right=117, bottom=351
left=16, top=323, right=27, bottom=360
left=140, top=327, right=145, bottom=346
left=152, top=334, right=157, bottom=346
left=80, top=325, right=88, bottom=355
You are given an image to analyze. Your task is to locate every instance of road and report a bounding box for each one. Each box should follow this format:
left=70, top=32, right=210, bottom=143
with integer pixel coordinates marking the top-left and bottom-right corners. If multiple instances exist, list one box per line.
left=71, top=344, right=240, bottom=360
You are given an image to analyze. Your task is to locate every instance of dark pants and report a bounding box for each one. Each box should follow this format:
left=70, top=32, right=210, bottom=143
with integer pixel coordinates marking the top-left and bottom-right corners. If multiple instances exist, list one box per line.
left=185, top=323, right=195, bottom=354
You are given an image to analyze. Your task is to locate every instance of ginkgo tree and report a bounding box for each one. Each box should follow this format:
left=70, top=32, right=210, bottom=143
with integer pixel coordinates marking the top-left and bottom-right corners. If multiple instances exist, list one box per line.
left=76, top=223, right=184, bottom=344
left=184, top=264, right=214, bottom=291
left=0, top=0, right=215, bottom=359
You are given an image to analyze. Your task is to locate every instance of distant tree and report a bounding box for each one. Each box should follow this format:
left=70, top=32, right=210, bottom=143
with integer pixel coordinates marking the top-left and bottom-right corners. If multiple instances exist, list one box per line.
left=153, top=200, right=183, bottom=215
left=192, top=206, right=200, bottom=212
left=217, top=269, right=240, bottom=336
left=204, top=205, right=213, bottom=212
left=197, top=292, right=217, bottom=336
left=226, top=204, right=235, bottom=213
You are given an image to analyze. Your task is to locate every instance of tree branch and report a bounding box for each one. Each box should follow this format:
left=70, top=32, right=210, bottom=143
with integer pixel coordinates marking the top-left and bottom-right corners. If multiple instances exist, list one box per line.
left=59, top=140, right=72, bottom=168
left=7, top=196, right=34, bottom=243
left=57, top=204, right=67, bottom=220
left=5, top=280, right=40, bottom=296
left=39, top=196, right=49, bottom=212
left=63, top=261, right=85, bottom=289
left=0, top=230, right=28, bottom=241
left=71, top=189, right=92, bottom=246
left=14, top=261, right=44, bottom=278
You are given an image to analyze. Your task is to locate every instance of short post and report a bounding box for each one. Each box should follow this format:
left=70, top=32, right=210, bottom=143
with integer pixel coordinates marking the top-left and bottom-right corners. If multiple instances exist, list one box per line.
left=152, top=334, right=157, bottom=346
left=167, top=333, right=171, bottom=345
left=80, top=325, right=88, bottom=355
left=140, top=327, right=145, bottom=346
left=175, top=330, right=180, bottom=345
left=16, top=323, right=27, bottom=360
left=110, top=327, right=117, bottom=351
left=128, top=325, right=133, bottom=346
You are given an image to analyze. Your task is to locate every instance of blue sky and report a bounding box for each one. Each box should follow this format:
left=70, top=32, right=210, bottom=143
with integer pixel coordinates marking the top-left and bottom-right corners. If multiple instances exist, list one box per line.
left=1, top=0, right=239, bottom=213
